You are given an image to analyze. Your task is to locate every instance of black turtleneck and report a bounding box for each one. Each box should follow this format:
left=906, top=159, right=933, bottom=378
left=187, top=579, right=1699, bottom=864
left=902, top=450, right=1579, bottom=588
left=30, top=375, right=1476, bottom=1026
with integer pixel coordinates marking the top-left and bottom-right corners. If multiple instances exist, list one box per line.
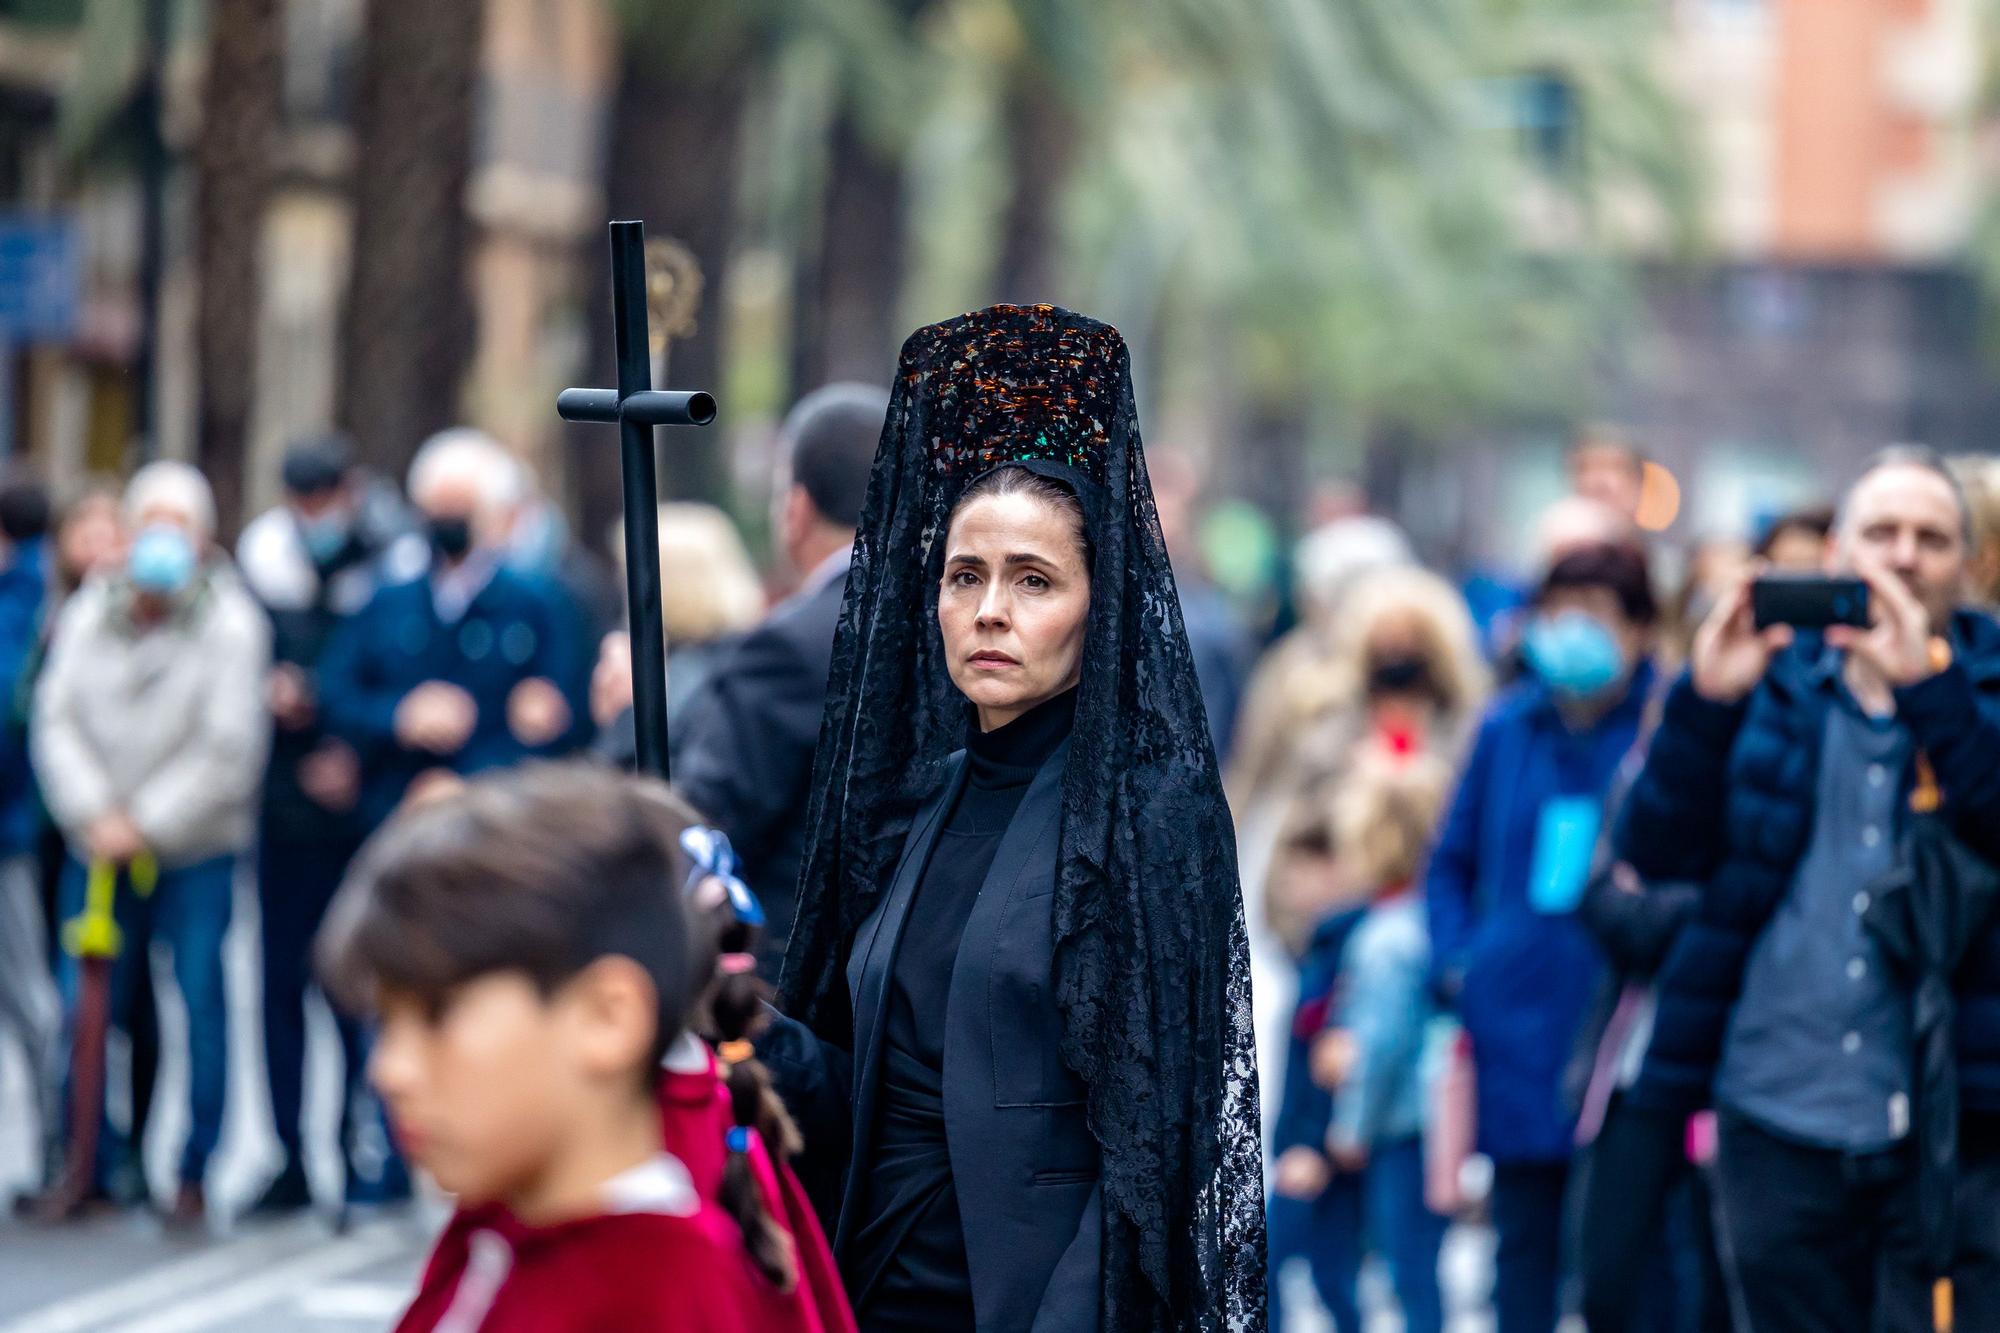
left=850, top=686, right=1076, bottom=1330
left=887, top=685, right=1076, bottom=1069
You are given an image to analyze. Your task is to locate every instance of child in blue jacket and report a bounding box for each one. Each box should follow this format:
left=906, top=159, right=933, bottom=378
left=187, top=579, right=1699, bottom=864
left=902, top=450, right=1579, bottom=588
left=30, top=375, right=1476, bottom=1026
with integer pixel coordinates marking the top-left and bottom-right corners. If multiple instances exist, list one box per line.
left=1320, top=746, right=1455, bottom=1333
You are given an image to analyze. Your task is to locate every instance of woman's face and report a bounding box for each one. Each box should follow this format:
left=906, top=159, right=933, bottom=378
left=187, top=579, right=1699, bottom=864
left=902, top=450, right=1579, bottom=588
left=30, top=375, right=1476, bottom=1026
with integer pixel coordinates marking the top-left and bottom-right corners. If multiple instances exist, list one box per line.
left=58, top=499, right=124, bottom=582
left=939, top=490, right=1091, bottom=731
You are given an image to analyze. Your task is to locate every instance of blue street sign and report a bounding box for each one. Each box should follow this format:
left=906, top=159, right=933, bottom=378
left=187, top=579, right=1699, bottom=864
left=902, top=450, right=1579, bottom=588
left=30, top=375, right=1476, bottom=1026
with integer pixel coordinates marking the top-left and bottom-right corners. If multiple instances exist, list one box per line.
left=0, top=215, right=79, bottom=341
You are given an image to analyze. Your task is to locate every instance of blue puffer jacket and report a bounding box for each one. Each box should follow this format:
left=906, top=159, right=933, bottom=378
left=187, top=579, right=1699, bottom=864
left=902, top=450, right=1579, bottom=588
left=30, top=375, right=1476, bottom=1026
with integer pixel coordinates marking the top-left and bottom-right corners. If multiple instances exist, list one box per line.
left=1425, top=662, right=1655, bottom=1162
left=1615, top=610, right=2000, bottom=1114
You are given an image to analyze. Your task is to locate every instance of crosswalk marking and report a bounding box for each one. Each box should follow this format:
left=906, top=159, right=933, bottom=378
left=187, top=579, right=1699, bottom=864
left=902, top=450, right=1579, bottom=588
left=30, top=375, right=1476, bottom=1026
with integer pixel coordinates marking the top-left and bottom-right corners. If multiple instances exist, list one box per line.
left=105, top=1227, right=414, bottom=1333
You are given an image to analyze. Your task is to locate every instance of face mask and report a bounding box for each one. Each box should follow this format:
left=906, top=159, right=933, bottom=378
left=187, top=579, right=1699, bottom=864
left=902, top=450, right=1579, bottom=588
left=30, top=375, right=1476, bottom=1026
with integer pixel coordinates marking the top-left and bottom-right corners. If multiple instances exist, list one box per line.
left=428, top=515, right=473, bottom=563
left=128, top=525, right=197, bottom=596
left=1524, top=609, right=1626, bottom=699
left=1366, top=653, right=1434, bottom=698
left=298, top=511, right=351, bottom=564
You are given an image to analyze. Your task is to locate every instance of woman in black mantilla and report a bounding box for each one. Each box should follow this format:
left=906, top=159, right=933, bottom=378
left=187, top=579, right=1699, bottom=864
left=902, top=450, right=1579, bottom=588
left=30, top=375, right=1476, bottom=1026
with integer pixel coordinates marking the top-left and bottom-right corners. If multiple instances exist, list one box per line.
left=761, top=304, right=1264, bottom=1333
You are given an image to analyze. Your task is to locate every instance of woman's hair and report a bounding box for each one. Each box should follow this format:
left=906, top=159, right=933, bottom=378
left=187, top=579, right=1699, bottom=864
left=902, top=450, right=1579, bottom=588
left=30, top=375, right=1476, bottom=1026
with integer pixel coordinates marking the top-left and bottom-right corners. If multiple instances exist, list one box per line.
left=651, top=502, right=765, bottom=645
left=1296, top=564, right=1490, bottom=726
left=687, top=859, right=803, bottom=1291
left=949, top=464, right=1092, bottom=566
left=123, top=460, right=216, bottom=540
left=1536, top=540, right=1658, bottom=626
left=1332, top=746, right=1453, bottom=893
left=317, top=763, right=702, bottom=1068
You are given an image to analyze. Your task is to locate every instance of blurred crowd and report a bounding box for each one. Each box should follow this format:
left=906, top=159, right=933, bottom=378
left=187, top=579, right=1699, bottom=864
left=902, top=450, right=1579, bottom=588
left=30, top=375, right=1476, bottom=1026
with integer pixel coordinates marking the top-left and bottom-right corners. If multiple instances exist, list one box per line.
left=0, top=391, right=1998, bottom=1333
left=1246, top=440, right=2000, bottom=1333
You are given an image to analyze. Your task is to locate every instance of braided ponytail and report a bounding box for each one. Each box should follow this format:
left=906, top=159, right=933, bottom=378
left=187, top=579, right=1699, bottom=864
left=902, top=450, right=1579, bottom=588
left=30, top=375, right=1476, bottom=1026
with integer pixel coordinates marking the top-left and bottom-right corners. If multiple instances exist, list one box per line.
left=695, top=888, right=801, bottom=1290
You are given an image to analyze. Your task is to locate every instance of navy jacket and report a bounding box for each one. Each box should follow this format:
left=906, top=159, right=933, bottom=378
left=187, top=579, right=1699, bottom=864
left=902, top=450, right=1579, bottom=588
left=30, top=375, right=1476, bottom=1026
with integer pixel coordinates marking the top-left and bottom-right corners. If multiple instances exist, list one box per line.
left=1270, top=906, right=1367, bottom=1158
left=761, top=743, right=1101, bottom=1333
left=1424, top=664, right=1655, bottom=1162
left=0, top=539, right=43, bottom=856
left=1615, top=611, right=2000, bottom=1115
left=318, top=566, right=591, bottom=829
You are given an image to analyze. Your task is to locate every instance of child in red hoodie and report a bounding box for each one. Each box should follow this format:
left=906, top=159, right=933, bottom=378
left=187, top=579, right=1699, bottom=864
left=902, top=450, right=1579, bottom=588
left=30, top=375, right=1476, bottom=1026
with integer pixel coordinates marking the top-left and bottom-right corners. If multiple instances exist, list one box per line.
left=317, top=762, right=819, bottom=1332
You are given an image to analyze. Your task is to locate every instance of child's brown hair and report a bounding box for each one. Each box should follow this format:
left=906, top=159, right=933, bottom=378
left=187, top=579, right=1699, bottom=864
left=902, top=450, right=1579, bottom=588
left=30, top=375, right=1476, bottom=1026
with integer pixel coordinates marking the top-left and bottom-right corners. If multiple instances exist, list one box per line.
left=317, top=761, right=800, bottom=1289
left=1332, top=746, right=1453, bottom=894
left=318, top=762, right=702, bottom=1063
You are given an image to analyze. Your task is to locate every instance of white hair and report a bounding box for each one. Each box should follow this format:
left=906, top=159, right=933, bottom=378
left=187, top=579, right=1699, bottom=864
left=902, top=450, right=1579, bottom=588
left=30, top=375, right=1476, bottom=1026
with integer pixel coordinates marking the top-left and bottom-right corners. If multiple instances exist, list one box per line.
left=123, top=460, right=217, bottom=538
left=1292, top=515, right=1414, bottom=622
left=406, top=428, right=527, bottom=514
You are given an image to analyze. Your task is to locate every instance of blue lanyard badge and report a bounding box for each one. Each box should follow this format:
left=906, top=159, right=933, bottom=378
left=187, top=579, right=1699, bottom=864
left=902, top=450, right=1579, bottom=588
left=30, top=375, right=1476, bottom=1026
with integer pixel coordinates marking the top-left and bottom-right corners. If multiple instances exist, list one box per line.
left=1529, top=795, right=1601, bottom=915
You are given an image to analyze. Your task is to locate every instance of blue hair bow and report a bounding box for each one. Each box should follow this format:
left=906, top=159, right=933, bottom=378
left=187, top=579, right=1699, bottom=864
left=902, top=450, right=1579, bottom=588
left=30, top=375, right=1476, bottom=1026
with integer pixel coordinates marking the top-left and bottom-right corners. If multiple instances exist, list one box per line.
left=680, top=824, right=766, bottom=929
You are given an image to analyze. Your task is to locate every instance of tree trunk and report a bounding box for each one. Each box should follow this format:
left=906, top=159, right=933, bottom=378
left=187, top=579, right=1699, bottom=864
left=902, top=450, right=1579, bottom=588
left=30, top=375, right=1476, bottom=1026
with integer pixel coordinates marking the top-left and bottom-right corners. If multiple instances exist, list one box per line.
left=790, top=109, right=905, bottom=398
left=574, top=48, right=746, bottom=541
left=192, top=0, right=281, bottom=541
left=338, top=0, right=483, bottom=479
left=992, top=63, right=1073, bottom=307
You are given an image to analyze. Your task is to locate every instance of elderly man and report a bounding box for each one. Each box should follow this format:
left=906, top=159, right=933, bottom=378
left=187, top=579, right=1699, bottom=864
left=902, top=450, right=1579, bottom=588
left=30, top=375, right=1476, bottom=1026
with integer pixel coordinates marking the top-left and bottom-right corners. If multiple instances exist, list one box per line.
left=319, top=429, right=590, bottom=833
left=1616, top=446, right=2000, bottom=1332
left=33, top=462, right=272, bottom=1226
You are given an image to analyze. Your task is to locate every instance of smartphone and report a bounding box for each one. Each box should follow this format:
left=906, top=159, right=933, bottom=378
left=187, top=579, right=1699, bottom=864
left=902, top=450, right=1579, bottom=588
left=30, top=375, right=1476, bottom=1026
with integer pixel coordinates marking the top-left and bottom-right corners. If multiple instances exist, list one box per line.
left=1751, top=575, right=1870, bottom=631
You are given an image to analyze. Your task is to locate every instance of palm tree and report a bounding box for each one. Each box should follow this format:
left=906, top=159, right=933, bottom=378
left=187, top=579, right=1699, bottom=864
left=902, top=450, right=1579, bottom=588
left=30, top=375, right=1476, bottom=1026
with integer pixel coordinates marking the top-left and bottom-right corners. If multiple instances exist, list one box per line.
left=786, top=0, right=934, bottom=394
left=337, top=0, right=484, bottom=478
left=192, top=0, right=280, bottom=538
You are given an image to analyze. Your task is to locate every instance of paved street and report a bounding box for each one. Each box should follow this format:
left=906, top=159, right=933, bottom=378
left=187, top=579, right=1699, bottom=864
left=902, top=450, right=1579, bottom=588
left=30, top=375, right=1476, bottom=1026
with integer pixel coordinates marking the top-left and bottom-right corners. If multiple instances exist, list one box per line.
left=0, top=875, right=436, bottom=1332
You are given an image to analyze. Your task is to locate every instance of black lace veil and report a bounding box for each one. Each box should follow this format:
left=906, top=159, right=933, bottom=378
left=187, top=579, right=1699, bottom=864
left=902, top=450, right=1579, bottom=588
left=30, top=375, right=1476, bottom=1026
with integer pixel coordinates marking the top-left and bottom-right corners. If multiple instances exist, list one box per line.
left=778, top=304, right=1264, bottom=1331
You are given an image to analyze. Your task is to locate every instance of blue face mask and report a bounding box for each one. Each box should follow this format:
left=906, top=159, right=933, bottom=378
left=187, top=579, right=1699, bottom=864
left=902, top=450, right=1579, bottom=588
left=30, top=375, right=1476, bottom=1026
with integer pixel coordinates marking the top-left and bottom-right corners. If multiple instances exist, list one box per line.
left=1524, top=609, right=1626, bottom=699
left=298, top=511, right=351, bottom=564
left=128, top=525, right=197, bottom=595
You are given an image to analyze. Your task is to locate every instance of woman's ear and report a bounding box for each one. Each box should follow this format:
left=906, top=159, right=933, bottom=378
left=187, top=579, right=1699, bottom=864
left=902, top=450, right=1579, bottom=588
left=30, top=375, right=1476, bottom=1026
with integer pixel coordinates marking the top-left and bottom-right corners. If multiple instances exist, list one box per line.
left=568, top=956, right=661, bottom=1079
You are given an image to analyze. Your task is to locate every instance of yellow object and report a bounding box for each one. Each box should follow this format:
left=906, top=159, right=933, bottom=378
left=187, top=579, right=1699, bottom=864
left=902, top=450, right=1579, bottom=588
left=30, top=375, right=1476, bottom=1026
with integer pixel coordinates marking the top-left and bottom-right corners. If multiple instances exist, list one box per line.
left=1912, top=754, right=1942, bottom=814
left=59, top=856, right=160, bottom=960
left=1936, top=1276, right=1952, bottom=1331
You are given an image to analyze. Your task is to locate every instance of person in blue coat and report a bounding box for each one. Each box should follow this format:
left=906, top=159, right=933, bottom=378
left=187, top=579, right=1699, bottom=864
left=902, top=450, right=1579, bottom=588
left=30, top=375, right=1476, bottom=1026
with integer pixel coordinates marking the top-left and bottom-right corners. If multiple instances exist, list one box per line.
left=320, top=430, right=592, bottom=833
left=0, top=485, right=51, bottom=1172
left=1425, top=540, right=1660, bottom=1333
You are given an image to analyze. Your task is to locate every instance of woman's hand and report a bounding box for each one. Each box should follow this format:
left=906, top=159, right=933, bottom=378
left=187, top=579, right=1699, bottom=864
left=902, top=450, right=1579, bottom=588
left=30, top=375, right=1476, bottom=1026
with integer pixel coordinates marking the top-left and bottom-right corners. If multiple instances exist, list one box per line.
left=1272, top=1146, right=1331, bottom=1200
left=1310, top=1028, right=1356, bottom=1091
left=591, top=631, right=635, bottom=727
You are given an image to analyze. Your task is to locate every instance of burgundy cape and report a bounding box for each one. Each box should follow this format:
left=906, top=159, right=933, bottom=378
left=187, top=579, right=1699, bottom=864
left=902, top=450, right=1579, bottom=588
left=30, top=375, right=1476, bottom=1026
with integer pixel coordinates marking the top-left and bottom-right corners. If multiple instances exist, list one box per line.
left=656, top=1037, right=855, bottom=1333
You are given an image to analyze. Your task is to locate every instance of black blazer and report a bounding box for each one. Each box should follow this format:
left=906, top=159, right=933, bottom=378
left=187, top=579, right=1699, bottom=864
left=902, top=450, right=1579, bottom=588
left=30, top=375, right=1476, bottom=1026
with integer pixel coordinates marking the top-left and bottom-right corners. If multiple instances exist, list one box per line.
left=763, top=742, right=1102, bottom=1333
left=676, top=567, right=846, bottom=962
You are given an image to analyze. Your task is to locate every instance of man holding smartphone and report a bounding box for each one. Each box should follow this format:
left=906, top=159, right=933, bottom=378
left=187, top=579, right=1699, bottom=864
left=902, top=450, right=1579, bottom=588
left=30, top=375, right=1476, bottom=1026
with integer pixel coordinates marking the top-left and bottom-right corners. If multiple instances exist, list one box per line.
left=1611, top=446, right=2000, bottom=1332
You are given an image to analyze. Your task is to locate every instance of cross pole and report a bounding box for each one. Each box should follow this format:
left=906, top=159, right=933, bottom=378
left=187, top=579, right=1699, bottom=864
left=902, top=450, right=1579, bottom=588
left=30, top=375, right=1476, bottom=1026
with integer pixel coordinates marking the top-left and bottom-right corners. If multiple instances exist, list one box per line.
left=559, top=220, right=716, bottom=779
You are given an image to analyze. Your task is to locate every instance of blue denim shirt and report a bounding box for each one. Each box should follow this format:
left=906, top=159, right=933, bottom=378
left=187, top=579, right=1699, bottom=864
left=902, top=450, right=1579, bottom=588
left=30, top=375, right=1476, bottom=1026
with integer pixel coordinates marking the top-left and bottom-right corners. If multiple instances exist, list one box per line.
left=1331, top=893, right=1434, bottom=1150
left=1716, top=652, right=1914, bottom=1151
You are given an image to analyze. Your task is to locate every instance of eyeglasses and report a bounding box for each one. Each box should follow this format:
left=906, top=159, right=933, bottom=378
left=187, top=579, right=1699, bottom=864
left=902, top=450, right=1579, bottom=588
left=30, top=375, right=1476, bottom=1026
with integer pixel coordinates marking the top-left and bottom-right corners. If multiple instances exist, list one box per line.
left=680, top=824, right=765, bottom=929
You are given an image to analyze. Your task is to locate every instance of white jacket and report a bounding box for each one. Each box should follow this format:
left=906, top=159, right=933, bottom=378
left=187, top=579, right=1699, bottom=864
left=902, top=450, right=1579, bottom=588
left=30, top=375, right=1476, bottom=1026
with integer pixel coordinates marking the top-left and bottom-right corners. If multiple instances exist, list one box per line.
left=32, top=563, right=273, bottom=867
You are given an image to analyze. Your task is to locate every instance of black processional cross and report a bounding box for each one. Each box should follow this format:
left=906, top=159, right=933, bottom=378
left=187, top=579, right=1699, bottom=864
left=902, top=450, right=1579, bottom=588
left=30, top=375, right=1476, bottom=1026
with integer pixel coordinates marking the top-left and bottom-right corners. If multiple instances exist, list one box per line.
left=559, top=220, right=716, bottom=779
